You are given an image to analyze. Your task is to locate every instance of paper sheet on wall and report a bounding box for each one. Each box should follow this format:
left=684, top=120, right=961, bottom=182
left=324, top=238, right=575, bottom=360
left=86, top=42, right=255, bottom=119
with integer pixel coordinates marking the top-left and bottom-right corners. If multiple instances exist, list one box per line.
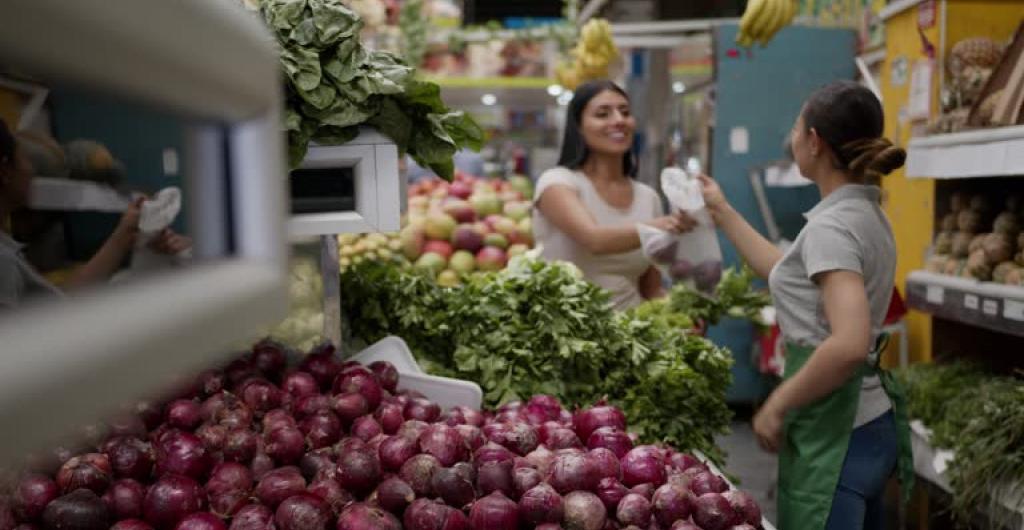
left=909, top=59, right=934, bottom=121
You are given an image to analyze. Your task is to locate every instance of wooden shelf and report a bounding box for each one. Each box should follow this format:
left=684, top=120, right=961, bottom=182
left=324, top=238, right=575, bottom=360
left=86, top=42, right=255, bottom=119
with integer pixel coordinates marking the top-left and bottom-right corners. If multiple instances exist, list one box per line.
left=905, top=125, right=1024, bottom=179
left=905, top=270, right=1024, bottom=338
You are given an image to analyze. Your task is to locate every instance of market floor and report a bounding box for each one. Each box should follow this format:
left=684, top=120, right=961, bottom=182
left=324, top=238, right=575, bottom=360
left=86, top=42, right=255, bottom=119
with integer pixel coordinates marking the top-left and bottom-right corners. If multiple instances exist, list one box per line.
left=715, top=419, right=779, bottom=525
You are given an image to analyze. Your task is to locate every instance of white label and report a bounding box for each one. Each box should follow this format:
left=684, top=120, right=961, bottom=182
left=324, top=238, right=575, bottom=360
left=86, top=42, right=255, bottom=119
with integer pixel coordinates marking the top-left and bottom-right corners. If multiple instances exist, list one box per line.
left=926, top=285, right=944, bottom=304
left=1004, top=300, right=1024, bottom=322
left=729, top=127, right=749, bottom=154
left=982, top=299, right=998, bottom=316
left=964, top=294, right=979, bottom=310
left=162, top=148, right=179, bottom=176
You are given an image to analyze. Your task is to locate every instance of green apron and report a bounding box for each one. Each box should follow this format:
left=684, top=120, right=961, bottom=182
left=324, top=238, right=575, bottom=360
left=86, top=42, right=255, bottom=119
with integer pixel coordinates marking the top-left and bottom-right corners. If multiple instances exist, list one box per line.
left=776, top=338, right=914, bottom=530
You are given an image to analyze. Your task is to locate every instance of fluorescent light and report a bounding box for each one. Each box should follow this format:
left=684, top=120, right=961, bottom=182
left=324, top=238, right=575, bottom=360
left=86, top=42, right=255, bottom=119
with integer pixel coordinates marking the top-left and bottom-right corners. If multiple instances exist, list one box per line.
left=547, top=84, right=564, bottom=97
left=672, top=81, right=686, bottom=94
left=481, top=93, right=497, bottom=106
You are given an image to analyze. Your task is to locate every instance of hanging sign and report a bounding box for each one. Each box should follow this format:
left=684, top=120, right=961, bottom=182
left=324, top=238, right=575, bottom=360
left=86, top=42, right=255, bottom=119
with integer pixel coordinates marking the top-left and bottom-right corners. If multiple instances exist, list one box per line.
left=918, top=0, right=937, bottom=30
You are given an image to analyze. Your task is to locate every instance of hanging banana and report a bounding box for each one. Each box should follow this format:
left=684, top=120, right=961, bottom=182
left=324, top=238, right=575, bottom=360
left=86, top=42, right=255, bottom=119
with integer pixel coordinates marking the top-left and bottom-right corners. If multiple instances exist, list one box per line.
left=736, top=0, right=796, bottom=48
left=555, top=18, right=619, bottom=90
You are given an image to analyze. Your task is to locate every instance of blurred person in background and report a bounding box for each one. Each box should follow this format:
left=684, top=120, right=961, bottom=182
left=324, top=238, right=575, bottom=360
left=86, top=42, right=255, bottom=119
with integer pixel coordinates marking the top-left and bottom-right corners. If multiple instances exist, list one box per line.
left=532, top=80, right=693, bottom=311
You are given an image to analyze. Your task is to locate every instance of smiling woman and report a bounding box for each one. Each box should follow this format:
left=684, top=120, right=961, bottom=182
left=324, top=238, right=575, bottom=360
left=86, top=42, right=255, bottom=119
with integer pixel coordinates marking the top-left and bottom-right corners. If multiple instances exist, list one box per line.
left=531, top=80, right=694, bottom=311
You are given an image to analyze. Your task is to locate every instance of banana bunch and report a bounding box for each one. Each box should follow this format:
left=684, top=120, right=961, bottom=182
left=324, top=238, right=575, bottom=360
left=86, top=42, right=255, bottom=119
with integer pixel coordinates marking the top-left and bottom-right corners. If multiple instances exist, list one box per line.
left=736, top=0, right=797, bottom=48
left=556, top=19, right=619, bottom=90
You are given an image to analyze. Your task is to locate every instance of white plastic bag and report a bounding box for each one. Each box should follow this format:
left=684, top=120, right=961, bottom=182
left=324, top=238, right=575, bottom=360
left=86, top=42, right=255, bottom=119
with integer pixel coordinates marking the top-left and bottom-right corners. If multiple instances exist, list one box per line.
left=639, top=167, right=723, bottom=292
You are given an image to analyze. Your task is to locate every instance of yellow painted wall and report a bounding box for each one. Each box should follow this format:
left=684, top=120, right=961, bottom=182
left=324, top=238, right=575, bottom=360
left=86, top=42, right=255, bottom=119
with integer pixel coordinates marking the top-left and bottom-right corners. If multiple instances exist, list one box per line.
left=946, top=0, right=1024, bottom=48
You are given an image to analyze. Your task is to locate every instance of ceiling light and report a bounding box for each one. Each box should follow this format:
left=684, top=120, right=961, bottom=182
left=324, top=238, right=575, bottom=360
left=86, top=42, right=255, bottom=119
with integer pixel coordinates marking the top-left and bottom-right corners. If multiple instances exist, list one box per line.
left=481, top=93, right=497, bottom=106
left=672, top=81, right=686, bottom=94
left=547, top=84, right=564, bottom=97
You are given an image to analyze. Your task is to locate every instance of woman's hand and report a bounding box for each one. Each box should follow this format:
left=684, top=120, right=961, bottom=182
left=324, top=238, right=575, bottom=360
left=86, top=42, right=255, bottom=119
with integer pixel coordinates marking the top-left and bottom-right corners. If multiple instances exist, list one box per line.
left=698, top=174, right=730, bottom=216
left=148, top=229, right=192, bottom=255
left=111, top=197, right=145, bottom=248
left=753, top=398, right=785, bottom=453
left=647, top=211, right=697, bottom=234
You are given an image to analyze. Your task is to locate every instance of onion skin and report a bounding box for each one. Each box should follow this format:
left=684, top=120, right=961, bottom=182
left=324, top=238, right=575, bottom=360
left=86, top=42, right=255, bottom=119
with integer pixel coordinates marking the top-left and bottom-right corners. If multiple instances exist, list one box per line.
left=254, top=467, right=306, bottom=509
left=111, top=520, right=155, bottom=530
left=227, top=505, right=275, bottom=530
left=517, top=483, right=564, bottom=526
left=398, top=454, right=441, bottom=498
left=547, top=453, right=599, bottom=495
left=56, top=453, right=113, bottom=495
left=468, top=491, right=518, bottom=530
left=615, top=494, right=651, bottom=527
left=264, top=427, right=306, bottom=465
left=102, top=478, right=147, bottom=520
left=586, top=428, right=633, bottom=459
left=337, top=449, right=382, bottom=497
left=173, top=512, right=226, bottom=530
left=143, top=474, right=204, bottom=530
left=13, top=474, right=59, bottom=521
left=587, top=448, right=621, bottom=482
left=274, top=494, right=331, bottom=530
left=155, top=433, right=212, bottom=481
left=561, top=491, right=606, bottom=530
left=205, top=463, right=254, bottom=518
left=620, top=447, right=666, bottom=488
left=595, top=478, right=628, bottom=512
left=308, top=476, right=353, bottom=514
left=378, top=436, right=418, bottom=473
left=572, top=404, right=626, bottom=443
left=282, top=372, right=319, bottom=400
left=475, top=461, right=514, bottom=498
left=721, top=490, right=761, bottom=527
left=166, top=400, right=203, bottom=432
left=430, top=467, right=476, bottom=509
left=368, top=362, right=399, bottom=394
left=223, top=430, right=259, bottom=464
left=418, top=424, right=467, bottom=467
left=336, top=503, right=402, bottom=530
left=374, top=478, right=415, bottom=515
left=374, top=404, right=404, bottom=435
left=41, top=489, right=110, bottom=530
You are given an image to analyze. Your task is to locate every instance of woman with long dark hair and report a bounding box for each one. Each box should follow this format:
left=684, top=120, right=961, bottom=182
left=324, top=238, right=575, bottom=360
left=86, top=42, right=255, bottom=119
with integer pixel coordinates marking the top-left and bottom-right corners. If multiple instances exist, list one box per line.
left=533, top=80, right=692, bottom=310
left=701, top=81, right=913, bottom=529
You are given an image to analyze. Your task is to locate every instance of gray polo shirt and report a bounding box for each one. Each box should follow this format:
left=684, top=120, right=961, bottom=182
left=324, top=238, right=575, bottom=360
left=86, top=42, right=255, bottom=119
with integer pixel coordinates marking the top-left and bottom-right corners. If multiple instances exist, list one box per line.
left=767, top=184, right=894, bottom=427
left=0, top=231, right=64, bottom=310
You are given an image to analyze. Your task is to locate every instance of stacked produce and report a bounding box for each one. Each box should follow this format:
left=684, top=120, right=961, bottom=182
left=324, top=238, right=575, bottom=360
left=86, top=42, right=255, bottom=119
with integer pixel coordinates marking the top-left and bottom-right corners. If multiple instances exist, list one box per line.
left=555, top=19, right=619, bottom=91
left=400, top=173, right=536, bottom=286
left=340, top=256, right=734, bottom=461
left=926, top=192, right=1024, bottom=285
left=0, top=341, right=763, bottom=530
left=735, top=0, right=797, bottom=47
left=337, top=233, right=405, bottom=275
left=896, top=363, right=1024, bottom=528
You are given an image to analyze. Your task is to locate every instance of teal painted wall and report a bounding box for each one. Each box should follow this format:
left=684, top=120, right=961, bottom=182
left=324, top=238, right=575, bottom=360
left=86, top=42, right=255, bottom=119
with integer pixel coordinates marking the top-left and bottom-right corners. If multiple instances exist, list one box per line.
left=709, top=23, right=857, bottom=403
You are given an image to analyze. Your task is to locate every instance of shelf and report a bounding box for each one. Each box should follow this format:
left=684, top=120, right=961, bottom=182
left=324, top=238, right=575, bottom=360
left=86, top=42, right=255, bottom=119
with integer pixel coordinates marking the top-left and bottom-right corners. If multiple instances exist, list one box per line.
left=905, top=271, right=1024, bottom=337
left=426, top=76, right=553, bottom=89
left=905, top=125, right=1024, bottom=179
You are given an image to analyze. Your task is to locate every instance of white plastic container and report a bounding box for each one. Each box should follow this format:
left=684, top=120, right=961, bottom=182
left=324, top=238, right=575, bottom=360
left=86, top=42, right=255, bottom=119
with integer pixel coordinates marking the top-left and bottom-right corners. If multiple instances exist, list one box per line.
left=351, top=336, right=423, bottom=374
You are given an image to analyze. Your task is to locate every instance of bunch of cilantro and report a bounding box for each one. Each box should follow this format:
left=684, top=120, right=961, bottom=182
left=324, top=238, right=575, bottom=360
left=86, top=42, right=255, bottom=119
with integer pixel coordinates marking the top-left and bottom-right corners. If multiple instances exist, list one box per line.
left=258, top=0, right=483, bottom=176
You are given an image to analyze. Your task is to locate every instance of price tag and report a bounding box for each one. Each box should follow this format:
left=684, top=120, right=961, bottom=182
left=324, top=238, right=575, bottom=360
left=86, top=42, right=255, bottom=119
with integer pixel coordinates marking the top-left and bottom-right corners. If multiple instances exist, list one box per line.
left=926, top=285, right=944, bottom=304
left=982, top=299, right=998, bottom=316
left=1003, top=300, right=1024, bottom=322
left=964, top=294, right=979, bottom=311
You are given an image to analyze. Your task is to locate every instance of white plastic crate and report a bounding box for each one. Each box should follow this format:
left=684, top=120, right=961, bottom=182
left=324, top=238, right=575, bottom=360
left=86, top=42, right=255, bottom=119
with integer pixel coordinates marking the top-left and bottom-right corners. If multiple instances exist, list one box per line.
left=350, top=336, right=423, bottom=373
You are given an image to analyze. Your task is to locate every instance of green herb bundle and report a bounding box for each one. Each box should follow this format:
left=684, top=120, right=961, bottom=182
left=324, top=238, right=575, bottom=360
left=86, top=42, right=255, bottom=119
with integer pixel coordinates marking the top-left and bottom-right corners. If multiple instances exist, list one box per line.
left=663, top=266, right=771, bottom=327
left=340, top=257, right=734, bottom=461
left=258, top=0, right=483, bottom=176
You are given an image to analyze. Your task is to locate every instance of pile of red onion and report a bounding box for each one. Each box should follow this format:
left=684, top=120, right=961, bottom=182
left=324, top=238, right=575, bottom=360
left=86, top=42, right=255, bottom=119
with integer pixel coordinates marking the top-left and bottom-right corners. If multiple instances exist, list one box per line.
left=0, top=340, right=763, bottom=530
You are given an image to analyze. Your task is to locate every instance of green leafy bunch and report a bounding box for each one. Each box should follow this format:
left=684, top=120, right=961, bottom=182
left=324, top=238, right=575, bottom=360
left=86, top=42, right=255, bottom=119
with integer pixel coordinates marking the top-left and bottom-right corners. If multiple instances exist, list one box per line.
left=340, top=257, right=734, bottom=462
left=664, top=266, right=771, bottom=327
left=258, top=0, right=484, bottom=177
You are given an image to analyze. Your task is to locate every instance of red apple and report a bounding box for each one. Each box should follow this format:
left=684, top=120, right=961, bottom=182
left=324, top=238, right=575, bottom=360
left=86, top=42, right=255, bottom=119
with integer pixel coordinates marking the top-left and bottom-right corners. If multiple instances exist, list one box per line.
left=448, top=181, right=474, bottom=200
left=451, top=225, right=485, bottom=253
left=443, top=199, right=477, bottom=223
left=423, top=240, right=454, bottom=260
left=476, top=246, right=508, bottom=271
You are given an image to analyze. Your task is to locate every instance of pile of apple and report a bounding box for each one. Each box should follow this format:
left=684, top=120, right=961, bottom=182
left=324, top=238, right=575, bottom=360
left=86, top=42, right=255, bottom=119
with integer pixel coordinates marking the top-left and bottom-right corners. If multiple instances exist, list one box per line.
left=401, top=173, right=535, bottom=287
left=337, top=233, right=405, bottom=275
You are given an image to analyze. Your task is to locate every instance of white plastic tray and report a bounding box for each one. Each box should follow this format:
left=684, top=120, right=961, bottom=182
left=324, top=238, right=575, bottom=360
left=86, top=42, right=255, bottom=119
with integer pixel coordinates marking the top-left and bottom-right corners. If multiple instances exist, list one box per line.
left=351, top=336, right=423, bottom=374
left=352, top=336, right=482, bottom=410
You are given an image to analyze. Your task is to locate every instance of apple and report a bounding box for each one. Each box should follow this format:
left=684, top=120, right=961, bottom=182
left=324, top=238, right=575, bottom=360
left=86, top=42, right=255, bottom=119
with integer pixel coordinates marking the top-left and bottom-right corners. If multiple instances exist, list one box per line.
left=424, top=213, right=457, bottom=240
left=437, top=269, right=460, bottom=287
left=415, top=252, right=447, bottom=276
left=483, top=233, right=509, bottom=250
left=443, top=199, right=477, bottom=223
left=503, top=201, right=531, bottom=221
left=431, top=187, right=448, bottom=200
left=517, top=217, right=532, bottom=233
left=473, top=221, right=492, bottom=235
left=408, top=196, right=429, bottom=211
left=423, top=240, right=454, bottom=260
left=508, top=175, right=533, bottom=198
left=451, top=224, right=485, bottom=253
left=400, top=226, right=426, bottom=260
left=470, top=194, right=502, bottom=217
left=474, top=181, right=496, bottom=195
left=507, top=244, right=529, bottom=258
left=499, top=191, right=523, bottom=204
left=492, top=217, right=519, bottom=237
left=508, top=229, right=533, bottom=247
left=449, top=250, right=476, bottom=273
left=448, top=181, right=474, bottom=200
left=476, top=246, right=508, bottom=271
left=483, top=214, right=505, bottom=230
left=405, top=214, right=427, bottom=229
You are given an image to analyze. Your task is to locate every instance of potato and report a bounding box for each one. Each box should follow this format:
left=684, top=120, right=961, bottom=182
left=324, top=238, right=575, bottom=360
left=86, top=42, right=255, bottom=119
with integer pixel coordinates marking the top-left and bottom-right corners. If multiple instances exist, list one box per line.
left=926, top=254, right=949, bottom=273
left=982, top=233, right=1014, bottom=263
left=993, top=211, right=1020, bottom=235
left=943, top=258, right=966, bottom=276
left=952, top=231, right=974, bottom=257
left=940, top=213, right=958, bottom=232
left=968, top=233, right=987, bottom=254
left=958, top=209, right=982, bottom=233
left=950, top=192, right=971, bottom=213
left=1006, top=267, right=1024, bottom=286
left=970, top=195, right=994, bottom=214
left=934, top=232, right=954, bottom=254
left=966, top=249, right=993, bottom=280
left=993, top=261, right=1019, bottom=284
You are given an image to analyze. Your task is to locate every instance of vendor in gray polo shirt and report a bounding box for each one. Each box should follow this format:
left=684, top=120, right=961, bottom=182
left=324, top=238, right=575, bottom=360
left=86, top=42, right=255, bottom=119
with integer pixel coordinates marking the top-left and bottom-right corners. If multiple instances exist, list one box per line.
left=699, top=81, right=913, bottom=530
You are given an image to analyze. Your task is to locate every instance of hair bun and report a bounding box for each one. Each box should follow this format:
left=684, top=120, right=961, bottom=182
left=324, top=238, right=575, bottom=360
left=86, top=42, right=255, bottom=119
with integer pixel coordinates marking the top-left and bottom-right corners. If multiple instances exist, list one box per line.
left=843, top=137, right=906, bottom=182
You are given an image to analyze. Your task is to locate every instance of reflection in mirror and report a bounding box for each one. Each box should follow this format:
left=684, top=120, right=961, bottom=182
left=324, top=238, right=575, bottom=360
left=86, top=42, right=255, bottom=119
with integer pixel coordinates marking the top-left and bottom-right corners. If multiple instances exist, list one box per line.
left=1, top=75, right=207, bottom=314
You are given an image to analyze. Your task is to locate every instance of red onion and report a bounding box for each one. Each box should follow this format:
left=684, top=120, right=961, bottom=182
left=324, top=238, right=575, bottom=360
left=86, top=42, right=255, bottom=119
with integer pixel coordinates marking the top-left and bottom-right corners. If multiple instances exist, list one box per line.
left=595, top=478, right=627, bottom=512
left=572, top=403, right=626, bottom=443
left=562, top=491, right=606, bottom=530
left=308, top=476, right=353, bottom=513
left=198, top=370, right=225, bottom=398
left=56, top=453, right=112, bottom=495
left=450, top=406, right=484, bottom=427
left=252, top=341, right=287, bottom=378
left=538, top=422, right=564, bottom=444
left=336, top=503, right=401, bottom=530
left=41, top=490, right=110, bottom=530
left=225, top=359, right=259, bottom=387
left=497, top=401, right=522, bottom=414
left=375, top=478, right=415, bottom=515
left=228, top=505, right=274, bottom=530
left=403, top=399, right=440, bottom=423
left=469, top=491, right=518, bottom=530
left=450, top=425, right=482, bottom=453
left=0, top=501, right=14, bottom=530
left=205, top=463, right=253, bottom=518
left=240, top=380, right=283, bottom=417
left=109, top=412, right=149, bottom=439
left=668, top=453, right=702, bottom=473
left=397, top=420, right=429, bottom=443
left=333, top=394, right=370, bottom=424
left=534, top=525, right=563, bottom=530
left=249, top=453, right=275, bottom=480
left=586, top=428, right=633, bottom=459
left=525, top=395, right=563, bottom=424
left=223, top=430, right=259, bottom=464
left=378, top=436, right=418, bottom=472
left=544, top=428, right=582, bottom=451
left=616, top=494, right=652, bottom=527
left=13, top=474, right=59, bottom=521
left=418, top=425, right=467, bottom=467
left=265, top=427, right=305, bottom=465
left=402, top=498, right=469, bottom=530
left=374, top=404, right=404, bottom=435
left=262, top=409, right=297, bottom=433
left=166, top=400, right=203, bottom=431
left=398, top=454, right=441, bottom=497
left=156, top=433, right=212, bottom=480
left=103, top=478, right=146, bottom=519
left=442, top=408, right=467, bottom=427
left=142, top=474, right=203, bottom=530
left=338, top=437, right=367, bottom=454
left=586, top=448, right=621, bottom=482
left=430, top=467, right=475, bottom=509
left=548, top=452, right=599, bottom=494
left=670, top=522, right=701, bottom=530
left=728, top=524, right=757, bottom=530
left=472, top=442, right=514, bottom=467
left=196, top=424, right=228, bottom=453
left=513, top=467, right=543, bottom=498
left=136, top=401, right=164, bottom=431
left=525, top=446, right=556, bottom=477
left=691, top=493, right=740, bottom=530
left=352, top=416, right=383, bottom=442
left=299, top=351, right=341, bottom=392
left=112, top=520, right=155, bottom=530
left=620, top=447, right=666, bottom=488
left=299, top=448, right=336, bottom=481
left=337, top=449, right=382, bottom=497
left=518, top=483, right=563, bottom=525
left=173, top=512, right=225, bottom=530
left=200, top=394, right=252, bottom=430
left=293, top=395, right=332, bottom=420
left=281, top=373, right=317, bottom=401
left=453, top=461, right=476, bottom=484
left=476, top=461, right=513, bottom=497
left=652, top=484, right=692, bottom=527
left=274, top=494, right=330, bottom=530
left=367, top=362, right=399, bottom=393
left=688, top=471, right=727, bottom=496
left=629, top=483, right=654, bottom=500
left=254, top=467, right=306, bottom=509
left=333, top=371, right=382, bottom=411
left=298, top=412, right=342, bottom=450
left=721, top=490, right=761, bottom=526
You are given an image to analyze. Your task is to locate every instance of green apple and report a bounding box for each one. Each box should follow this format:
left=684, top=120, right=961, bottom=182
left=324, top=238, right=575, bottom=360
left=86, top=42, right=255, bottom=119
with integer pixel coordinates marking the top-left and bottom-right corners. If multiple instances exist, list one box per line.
left=503, top=201, right=531, bottom=221
left=424, top=213, right=457, bottom=240
left=437, top=269, right=460, bottom=287
left=483, top=233, right=509, bottom=250
left=400, top=226, right=425, bottom=260
left=508, top=175, right=533, bottom=198
left=507, top=244, right=529, bottom=258
left=415, top=252, right=447, bottom=276
left=470, top=193, right=502, bottom=217
left=449, top=250, right=476, bottom=273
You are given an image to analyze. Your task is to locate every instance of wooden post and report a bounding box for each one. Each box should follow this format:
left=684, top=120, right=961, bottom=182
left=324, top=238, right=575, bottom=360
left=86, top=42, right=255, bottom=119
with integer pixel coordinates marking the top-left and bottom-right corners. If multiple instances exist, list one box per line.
left=320, top=234, right=342, bottom=347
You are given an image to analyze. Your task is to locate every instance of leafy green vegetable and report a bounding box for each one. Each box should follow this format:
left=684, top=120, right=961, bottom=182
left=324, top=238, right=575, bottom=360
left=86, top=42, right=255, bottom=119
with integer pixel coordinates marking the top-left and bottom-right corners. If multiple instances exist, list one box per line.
left=256, top=0, right=483, bottom=178
left=664, top=266, right=771, bottom=327
left=340, top=257, right=734, bottom=462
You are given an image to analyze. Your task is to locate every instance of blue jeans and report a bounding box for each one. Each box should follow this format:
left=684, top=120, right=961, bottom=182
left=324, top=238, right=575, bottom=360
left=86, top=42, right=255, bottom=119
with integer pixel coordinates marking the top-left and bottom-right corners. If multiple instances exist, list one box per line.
left=825, top=410, right=898, bottom=530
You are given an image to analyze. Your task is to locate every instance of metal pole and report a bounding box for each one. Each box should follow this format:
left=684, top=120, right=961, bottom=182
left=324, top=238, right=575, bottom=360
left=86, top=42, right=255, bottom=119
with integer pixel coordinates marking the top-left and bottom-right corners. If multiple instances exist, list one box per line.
left=320, top=234, right=342, bottom=347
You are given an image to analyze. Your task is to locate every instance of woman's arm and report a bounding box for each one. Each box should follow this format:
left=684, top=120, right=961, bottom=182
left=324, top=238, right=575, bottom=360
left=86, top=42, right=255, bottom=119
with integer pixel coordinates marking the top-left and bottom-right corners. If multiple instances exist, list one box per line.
left=638, top=266, right=665, bottom=300
left=698, top=175, right=781, bottom=279
left=752, top=269, right=873, bottom=451
left=63, top=198, right=142, bottom=291
left=537, top=185, right=688, bottom=255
